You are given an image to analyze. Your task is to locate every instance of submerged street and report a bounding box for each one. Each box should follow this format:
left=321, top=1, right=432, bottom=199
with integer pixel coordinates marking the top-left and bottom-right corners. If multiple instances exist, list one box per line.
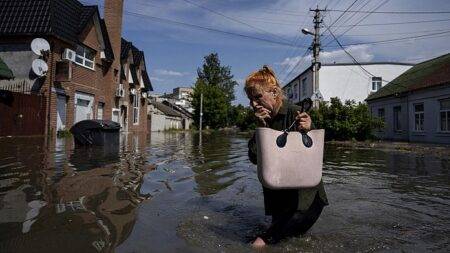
left=0, top=132, right=449, bottom=253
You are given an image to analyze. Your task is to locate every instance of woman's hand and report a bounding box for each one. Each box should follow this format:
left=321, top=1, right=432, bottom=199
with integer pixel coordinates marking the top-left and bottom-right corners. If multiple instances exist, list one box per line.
left=296, top=111, right=311, bottom=132
left=254, top=105, right=271, bottom=127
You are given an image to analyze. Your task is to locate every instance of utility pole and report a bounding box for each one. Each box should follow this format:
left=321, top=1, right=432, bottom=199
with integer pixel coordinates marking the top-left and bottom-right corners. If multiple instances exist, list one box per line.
left=310, top=6, right=325, bottom=108
left=199, top=93, right=203, bottom=132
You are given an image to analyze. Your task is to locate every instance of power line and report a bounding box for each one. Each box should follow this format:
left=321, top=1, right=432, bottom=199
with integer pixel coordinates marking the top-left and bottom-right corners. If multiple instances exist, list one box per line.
left=125, top=10, right=310, bottom=49
left=179, top=0, right=292, bottom=44
left=343, top=28, right=450, bottom=36
left=327, top=9, right=450, bottom=14
left=321, top=0, right=371, bottom=46
left=321, top=0, right=360, bottom=36
left=325, top=29, right=450, bottom=48
left=330, top=17, right=450, bottom=27
left=277, top=0, right=316, bottom=79
left=322, top=0, right=391, bottom=47
left=322, top=24, right=438, bottom=96
left=281, top=48, right=312, bottom=84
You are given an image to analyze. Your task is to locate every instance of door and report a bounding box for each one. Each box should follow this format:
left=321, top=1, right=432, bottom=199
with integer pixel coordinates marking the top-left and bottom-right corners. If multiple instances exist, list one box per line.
left=120, top=106, right=128, bottom=132
left=56, top=95, right=67, bottom=131
left=74, top=92, right=94, bottom=123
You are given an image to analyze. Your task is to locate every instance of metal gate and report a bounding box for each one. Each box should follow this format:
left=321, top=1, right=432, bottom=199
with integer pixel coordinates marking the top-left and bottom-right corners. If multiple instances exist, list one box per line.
left=0, top=91, right=46, bottom=136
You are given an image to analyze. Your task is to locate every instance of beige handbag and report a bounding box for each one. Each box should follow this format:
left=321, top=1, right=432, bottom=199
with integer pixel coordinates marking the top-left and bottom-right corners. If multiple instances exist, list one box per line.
left=256, top=127, right=325, bottom=189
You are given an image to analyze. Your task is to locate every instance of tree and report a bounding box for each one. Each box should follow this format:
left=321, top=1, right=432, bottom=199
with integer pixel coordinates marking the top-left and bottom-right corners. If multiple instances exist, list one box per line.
left=229, top=104, right=257, bottom=131
left=310, top=97, right=384, bottom=141
left=192, top=53, right=238, bottom=129
left=196, top=53, right=237, bottom=104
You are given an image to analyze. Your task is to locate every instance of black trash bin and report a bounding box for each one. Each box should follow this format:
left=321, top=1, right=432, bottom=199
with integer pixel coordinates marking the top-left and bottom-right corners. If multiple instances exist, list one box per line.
left=70, top=120, right=120, bottom=146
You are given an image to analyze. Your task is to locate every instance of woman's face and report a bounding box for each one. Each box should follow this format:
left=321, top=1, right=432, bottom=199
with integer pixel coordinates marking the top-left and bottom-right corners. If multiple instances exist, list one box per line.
left=247, top=87, right=277, bottom=114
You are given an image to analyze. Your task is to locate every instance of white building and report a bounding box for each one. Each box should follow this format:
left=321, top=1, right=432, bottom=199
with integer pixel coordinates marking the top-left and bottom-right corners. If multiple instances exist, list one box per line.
left=161, top=87, right=193, bottom=113
left=283, top=62, right=413, bottom=104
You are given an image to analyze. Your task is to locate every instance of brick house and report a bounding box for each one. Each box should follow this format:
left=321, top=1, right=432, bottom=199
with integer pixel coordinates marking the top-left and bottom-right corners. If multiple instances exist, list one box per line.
left=115, top=38, right=152, bottom=132
left=0, top=0, right=152, bottom=137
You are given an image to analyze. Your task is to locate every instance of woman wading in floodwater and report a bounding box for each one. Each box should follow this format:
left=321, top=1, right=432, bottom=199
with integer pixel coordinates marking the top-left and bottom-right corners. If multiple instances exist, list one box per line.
left=245, top=66, right=328, bottom=247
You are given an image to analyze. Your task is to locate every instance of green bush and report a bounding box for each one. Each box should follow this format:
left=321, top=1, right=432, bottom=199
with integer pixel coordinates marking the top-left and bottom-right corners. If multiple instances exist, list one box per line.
left=230, top=104, right=257, bottom=131
left=310, top=97, right=383, bottom=141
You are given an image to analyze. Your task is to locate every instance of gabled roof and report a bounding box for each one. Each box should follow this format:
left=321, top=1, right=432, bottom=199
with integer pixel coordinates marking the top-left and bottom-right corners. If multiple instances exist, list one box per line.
left=0, top=0, right=113, bottom=60
left=162, top=100, right=193, bottom=118
left=152, top=102, right=182, bottom=117
left=129, top=65, right=138, bottom=85
left=141, top=70, right=153, bottom=92
left=120, top=38, right=132, bottom=60
left=121, top=37, right=153, bottom=91
left=367, top=53, right=450, bottom=101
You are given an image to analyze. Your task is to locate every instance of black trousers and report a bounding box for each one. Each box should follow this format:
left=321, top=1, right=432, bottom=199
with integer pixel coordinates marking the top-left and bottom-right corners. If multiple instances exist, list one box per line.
left=260, top=194, right=325, bottom=244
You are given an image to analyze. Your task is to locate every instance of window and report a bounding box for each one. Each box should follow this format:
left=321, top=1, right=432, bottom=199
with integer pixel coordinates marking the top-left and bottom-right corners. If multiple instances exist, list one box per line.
left=377, top=108, right=385, bottom=131
left=75, top=45, right=95, bottom=70
left=393, top=106, right=402, bottom=131
left=139, top=71, right=144, bottom=88
left=414, top=103, right=424, bottom=131
left=378, top=108, right=385, bottom=121
left=439, top=98, right=450, bottom=132
left=372, top=77, right=382, bottom=92
left=293, top=83, right=299, bottom=100
left=97, top=102, right=104, bottom=120
left=128, top=68, right=134, bottom=83
left=133, top=93, right=139, bottom=124
left=302, top=78, right=307, bottom=98
left=287, top=88, right=292, bottom=99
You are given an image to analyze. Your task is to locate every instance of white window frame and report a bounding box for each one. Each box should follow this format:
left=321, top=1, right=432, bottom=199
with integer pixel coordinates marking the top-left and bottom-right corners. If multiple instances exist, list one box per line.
left=413, top=103, right=424, bottom=132
left=439, top=98, right=450, bottom=132
left=74, top=45, right=95, bottom=70
left=133, top=93, right=139, bottom=125
left=97, top=102, right=104, bottom=120
left=128, top=68, right=134, bottom=83
left=371, top=77, right=382, bottom=92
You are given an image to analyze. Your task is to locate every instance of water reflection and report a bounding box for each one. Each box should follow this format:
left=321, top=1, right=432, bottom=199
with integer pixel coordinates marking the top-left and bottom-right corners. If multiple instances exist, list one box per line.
left=0, top=133, right=449, bottom=252
left=0, top=133, right=153, bottom=253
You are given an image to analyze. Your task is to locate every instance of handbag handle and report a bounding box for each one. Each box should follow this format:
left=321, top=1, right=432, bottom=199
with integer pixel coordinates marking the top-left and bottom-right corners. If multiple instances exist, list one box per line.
left=277, top=99, right=313, bottom=148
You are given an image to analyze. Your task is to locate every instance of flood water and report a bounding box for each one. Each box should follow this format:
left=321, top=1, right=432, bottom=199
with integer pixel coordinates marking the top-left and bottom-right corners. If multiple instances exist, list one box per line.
left=0, top=132, right=449, bottom=253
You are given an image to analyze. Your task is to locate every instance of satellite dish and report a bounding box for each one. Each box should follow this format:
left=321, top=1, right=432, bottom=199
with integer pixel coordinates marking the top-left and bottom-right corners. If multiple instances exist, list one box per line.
left=31, top=38, right=50, bottom=56
left=32, top=59, right=48, bottom=77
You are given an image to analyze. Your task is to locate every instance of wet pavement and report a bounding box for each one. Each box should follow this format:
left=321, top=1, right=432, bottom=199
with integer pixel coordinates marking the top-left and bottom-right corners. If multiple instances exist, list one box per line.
left=0, top=132, right=449, bottom=253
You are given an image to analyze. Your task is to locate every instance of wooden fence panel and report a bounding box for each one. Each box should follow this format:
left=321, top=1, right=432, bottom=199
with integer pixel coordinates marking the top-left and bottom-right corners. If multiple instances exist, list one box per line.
left=0, top=91, right=46, bottom=136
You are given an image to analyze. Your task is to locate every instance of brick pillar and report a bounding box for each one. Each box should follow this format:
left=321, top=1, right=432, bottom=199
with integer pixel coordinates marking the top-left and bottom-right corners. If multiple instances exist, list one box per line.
left=104, top=0, right=124, bottom=119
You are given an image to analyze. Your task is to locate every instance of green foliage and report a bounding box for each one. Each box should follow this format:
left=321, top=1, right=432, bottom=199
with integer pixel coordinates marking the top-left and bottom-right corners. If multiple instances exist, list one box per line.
left=229, top=104, right=257, bottom=131
left=57, top=129, right=71, bottom=138
left=196, top=53, right=237, bottom=103
left=192, top=53, right=238, bottom=129
left=310, top=97, right=383, bottom=141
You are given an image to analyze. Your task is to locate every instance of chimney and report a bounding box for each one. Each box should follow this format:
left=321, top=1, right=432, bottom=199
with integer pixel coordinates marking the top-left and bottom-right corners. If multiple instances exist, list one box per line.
left=104, top=0, right=124, bottom=69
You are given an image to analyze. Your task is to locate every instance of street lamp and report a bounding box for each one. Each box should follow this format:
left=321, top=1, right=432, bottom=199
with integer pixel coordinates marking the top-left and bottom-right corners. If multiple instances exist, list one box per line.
left=301, top=28, right=315, bottom=36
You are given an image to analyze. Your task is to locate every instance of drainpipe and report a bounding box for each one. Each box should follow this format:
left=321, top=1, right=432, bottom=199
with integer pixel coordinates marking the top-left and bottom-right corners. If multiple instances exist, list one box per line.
left=46, top=39, right=54, bottom=145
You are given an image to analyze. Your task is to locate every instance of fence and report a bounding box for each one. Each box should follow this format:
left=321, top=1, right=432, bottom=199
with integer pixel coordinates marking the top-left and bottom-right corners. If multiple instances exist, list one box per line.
left=0, top=80, right=34, bottom=94
left=0, top=90, right=47, bottom=136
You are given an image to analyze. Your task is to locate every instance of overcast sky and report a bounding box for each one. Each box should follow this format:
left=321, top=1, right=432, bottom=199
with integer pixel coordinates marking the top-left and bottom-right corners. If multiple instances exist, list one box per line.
left=84, top=0, right=450, bottom=105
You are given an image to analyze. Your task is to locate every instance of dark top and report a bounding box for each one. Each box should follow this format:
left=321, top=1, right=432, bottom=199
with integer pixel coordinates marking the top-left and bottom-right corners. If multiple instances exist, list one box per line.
left=248, top=101, right=329, bottom=215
